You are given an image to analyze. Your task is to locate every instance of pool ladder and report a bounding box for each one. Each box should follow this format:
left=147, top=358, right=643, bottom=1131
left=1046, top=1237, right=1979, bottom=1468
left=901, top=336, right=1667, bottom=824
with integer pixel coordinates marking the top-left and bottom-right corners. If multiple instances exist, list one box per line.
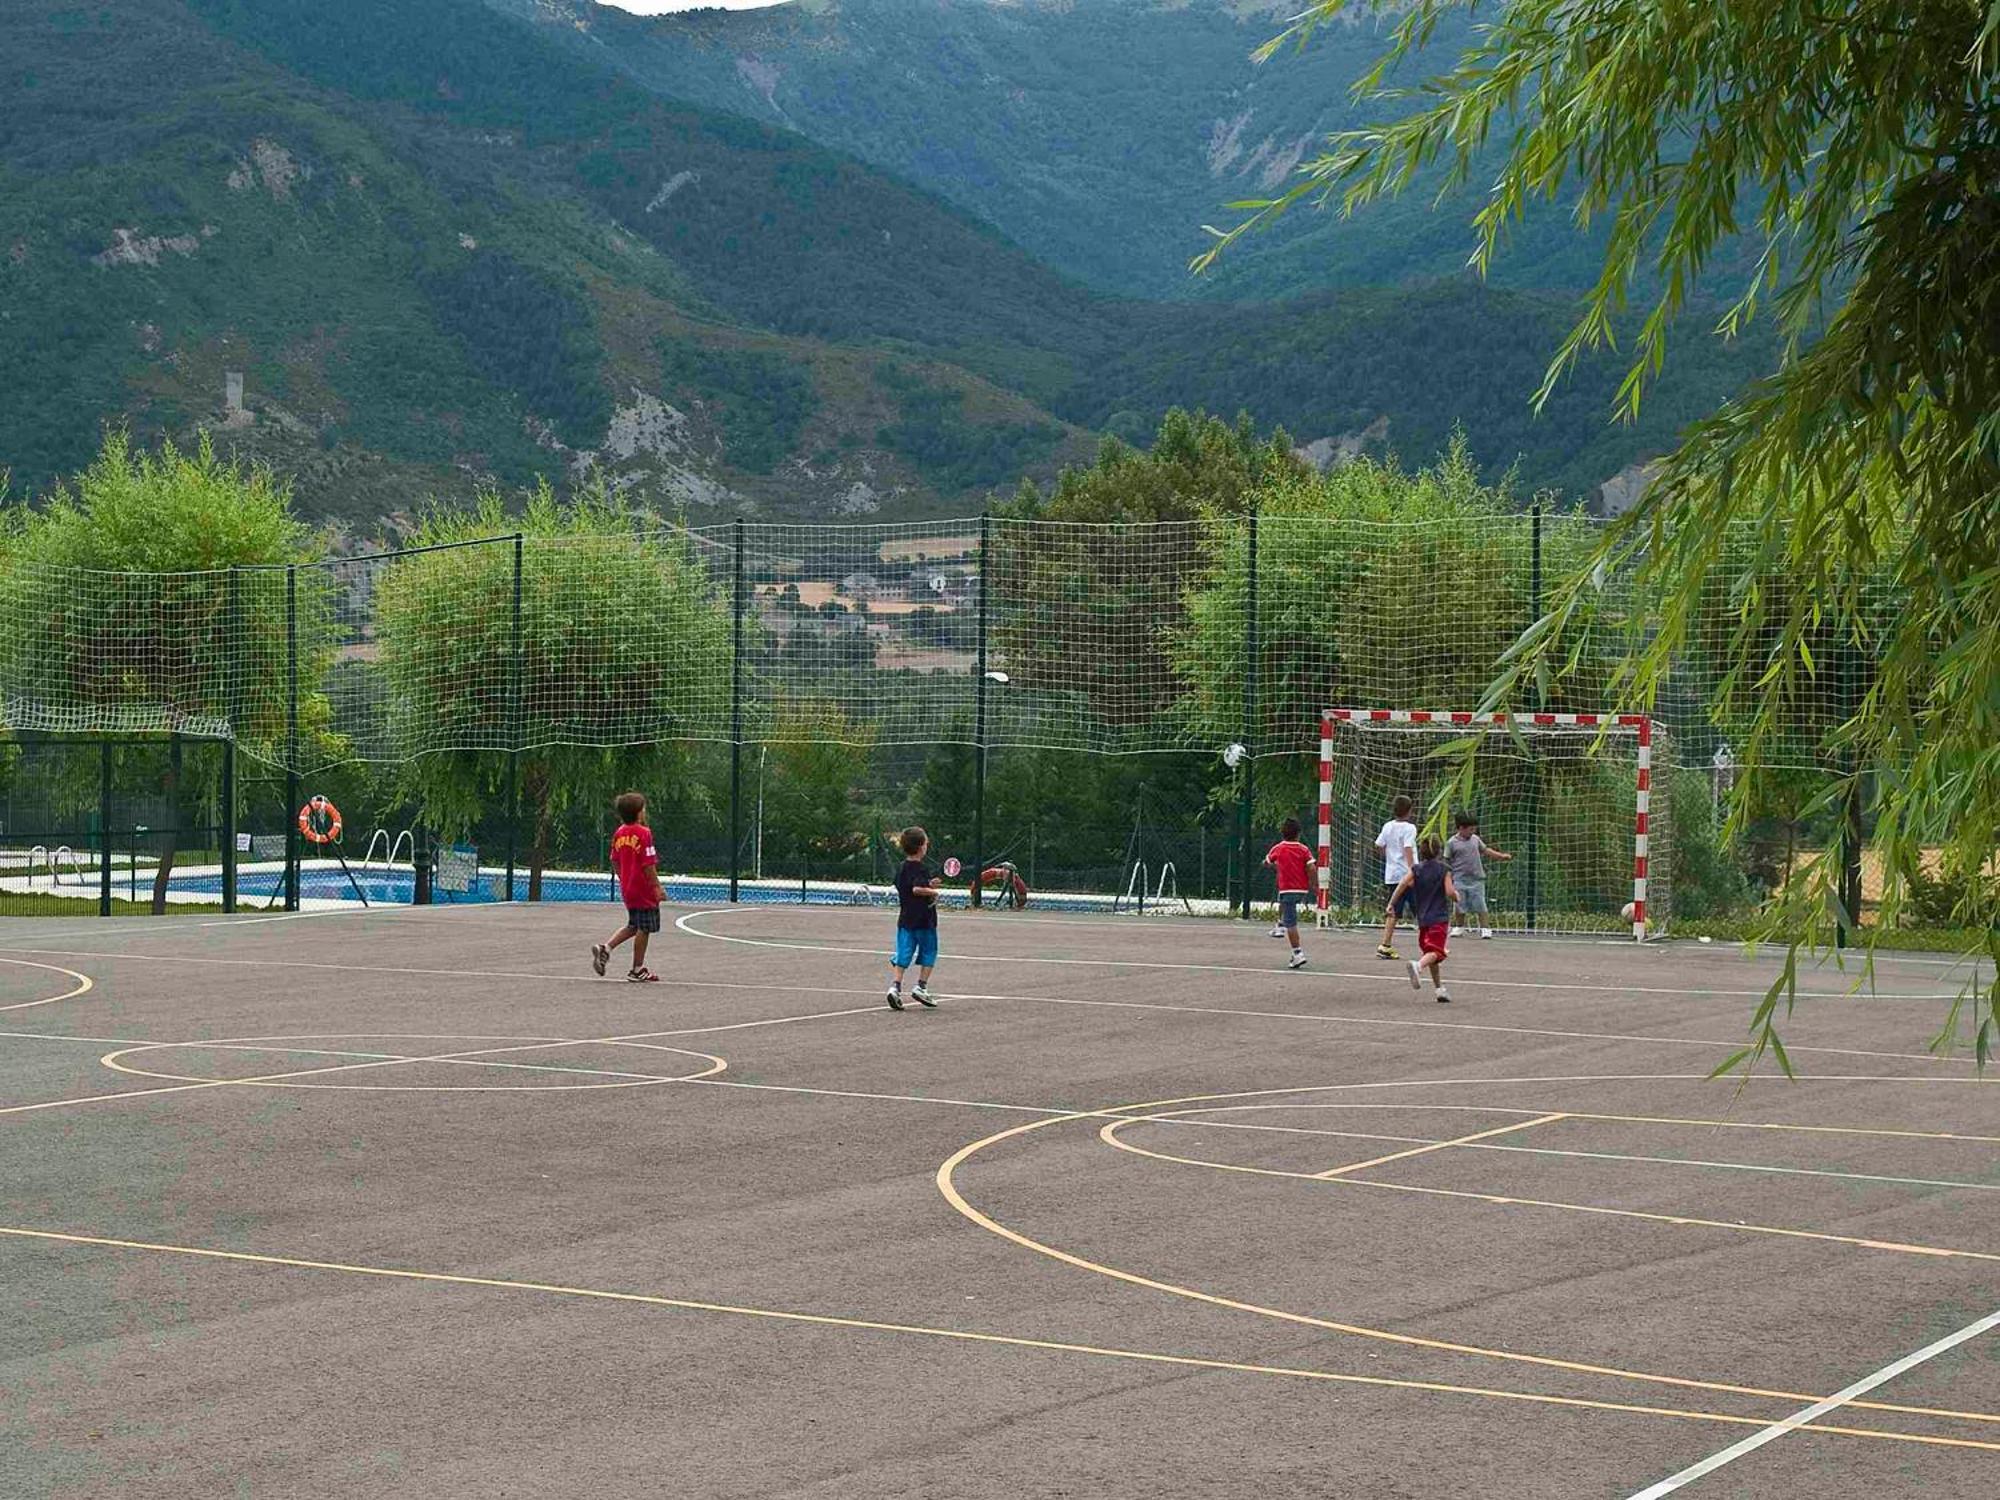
left=361, top=828, right=415, bottom=873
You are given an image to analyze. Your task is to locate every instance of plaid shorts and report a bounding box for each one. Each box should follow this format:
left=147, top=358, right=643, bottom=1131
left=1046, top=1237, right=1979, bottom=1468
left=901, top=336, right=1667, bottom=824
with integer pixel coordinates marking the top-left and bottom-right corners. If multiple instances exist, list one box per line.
left=626, top=906, right=661, bottom=934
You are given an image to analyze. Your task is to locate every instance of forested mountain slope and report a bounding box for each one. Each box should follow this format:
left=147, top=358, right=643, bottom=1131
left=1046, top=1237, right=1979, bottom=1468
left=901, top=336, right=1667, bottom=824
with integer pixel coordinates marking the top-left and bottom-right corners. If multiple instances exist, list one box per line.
left=0, top=0, right=1767, bottom=521
left=487, top=0, right=1615, bottom=303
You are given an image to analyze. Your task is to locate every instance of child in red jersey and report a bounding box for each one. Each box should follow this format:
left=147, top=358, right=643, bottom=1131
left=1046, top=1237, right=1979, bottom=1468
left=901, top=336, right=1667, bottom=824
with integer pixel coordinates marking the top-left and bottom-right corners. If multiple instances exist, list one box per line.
left=1264, top=817, right=1314, bottom=970
left=593, top=790, right=663, bottom=983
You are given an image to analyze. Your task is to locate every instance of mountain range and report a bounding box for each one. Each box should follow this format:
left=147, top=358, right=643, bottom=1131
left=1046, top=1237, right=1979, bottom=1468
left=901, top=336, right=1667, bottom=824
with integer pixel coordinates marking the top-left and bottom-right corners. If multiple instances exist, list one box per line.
left=0, top=0, right=1769, bottom=527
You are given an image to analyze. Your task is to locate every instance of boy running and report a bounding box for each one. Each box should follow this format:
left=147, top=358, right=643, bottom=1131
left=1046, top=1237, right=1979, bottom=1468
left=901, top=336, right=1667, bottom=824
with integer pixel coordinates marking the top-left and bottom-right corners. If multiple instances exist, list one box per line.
left=887, top=825, right=942, bottom=1011
left=1445, top=813, right=1513, bottom=939
left=1264, top=817, right=1314, bottom=970
left=1390, top=835, right=1458, bottom=1003
left=593, top=791, right=662, bottom=982
left=1374, top=794, right=1419, bottom=959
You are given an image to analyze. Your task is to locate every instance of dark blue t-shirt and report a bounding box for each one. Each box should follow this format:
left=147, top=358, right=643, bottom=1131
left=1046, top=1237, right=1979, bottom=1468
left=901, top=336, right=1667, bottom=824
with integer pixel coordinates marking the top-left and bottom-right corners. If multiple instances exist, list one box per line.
left=895, top=859, right=937, bottom=931
left=1407, top=858, right=1451, bottom=929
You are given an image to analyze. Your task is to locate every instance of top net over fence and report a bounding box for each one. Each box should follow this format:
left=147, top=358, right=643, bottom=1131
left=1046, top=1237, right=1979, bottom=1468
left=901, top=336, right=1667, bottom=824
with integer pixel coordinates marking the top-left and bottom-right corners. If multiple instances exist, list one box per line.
left=0, top=512, right=1856, bottom=773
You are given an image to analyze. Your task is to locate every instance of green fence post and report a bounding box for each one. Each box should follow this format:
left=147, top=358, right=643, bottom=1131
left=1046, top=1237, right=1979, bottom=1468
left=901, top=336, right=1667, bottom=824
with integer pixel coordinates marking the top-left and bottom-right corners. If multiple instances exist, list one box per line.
left=506, top=532, right=524, bottom=903
left=221, top=566, right=239, bottom=915
left=729, top=518, right=745, bottom=904
left=1525, top=503, right=1542, bottom=933
left=220, top=739, right=236, bottom=914
left=284, top=564, right=300, bottom=913
left=972, top=511, right=990, bottom=908
left=1238, top=510, right=1259, bottom=919
left=98, top=740, right=113, bottom=917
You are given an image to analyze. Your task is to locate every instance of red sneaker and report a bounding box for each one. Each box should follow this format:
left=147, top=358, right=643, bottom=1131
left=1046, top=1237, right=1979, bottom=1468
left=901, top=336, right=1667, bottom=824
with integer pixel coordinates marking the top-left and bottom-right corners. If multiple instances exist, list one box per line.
left=626, top=967, right=660, bottom=983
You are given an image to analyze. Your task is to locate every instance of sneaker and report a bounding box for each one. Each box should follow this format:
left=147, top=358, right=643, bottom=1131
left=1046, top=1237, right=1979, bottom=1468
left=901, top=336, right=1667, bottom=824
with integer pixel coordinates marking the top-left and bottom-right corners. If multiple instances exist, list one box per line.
left=912, top=983, right=937, bottom=1008
left=1479, top=928, right=1494, bottom=940
left=1449, top=926, right=1463, bottom=938
left=1271, top=924, right=1287, bottom=939
left=1288, top=950, right=1308, bottom=970
left=590, top=943, right=610, bottom=977
left=1377, top=944, right=1399, bottom=961
left=1407, top=959, right=1422, bottom=991
left=1436, top=988, right=1452, bottom=1004
left=627, top=967, right=660, bottom=983
left=886, top=985, right=905, bottom=1012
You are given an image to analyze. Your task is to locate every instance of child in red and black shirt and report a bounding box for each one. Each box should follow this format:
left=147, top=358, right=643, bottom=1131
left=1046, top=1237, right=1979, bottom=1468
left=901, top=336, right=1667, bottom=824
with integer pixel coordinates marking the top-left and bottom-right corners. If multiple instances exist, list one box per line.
left=1389, top=835, right=1459, bottom=1003
left=593, top=790, right=663, bottom=983
left=1264, top=817, right=1314, bottom=971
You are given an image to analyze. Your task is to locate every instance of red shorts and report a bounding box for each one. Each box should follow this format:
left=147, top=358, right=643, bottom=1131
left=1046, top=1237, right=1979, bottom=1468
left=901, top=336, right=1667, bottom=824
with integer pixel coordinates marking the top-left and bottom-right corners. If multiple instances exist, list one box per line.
left=1418, top=923, right=1450, bottom=959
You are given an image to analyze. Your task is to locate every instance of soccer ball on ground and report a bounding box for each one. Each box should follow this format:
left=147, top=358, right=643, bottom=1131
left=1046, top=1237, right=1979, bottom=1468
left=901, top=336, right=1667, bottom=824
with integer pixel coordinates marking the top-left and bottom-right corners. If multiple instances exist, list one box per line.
left=1620, top=901, right=1637, bottom=922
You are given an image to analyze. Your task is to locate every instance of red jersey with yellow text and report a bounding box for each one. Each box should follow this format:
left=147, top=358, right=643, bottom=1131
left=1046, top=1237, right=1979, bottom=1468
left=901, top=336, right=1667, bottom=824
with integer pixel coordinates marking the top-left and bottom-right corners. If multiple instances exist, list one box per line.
left=611, top=821, right=660, bottom=909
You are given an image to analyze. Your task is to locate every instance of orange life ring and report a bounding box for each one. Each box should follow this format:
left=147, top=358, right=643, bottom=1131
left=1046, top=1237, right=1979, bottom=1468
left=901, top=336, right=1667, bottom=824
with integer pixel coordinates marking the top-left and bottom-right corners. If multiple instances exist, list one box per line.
left=298, top=796, right=344, bottom=845
left=976, top=866, right=1029, bottom=910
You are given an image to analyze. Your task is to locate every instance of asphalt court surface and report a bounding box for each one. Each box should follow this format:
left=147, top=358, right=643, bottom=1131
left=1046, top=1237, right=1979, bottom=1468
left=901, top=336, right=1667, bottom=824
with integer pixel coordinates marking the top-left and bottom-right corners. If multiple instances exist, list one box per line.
left=0, top=903, right=1994, bottom=1498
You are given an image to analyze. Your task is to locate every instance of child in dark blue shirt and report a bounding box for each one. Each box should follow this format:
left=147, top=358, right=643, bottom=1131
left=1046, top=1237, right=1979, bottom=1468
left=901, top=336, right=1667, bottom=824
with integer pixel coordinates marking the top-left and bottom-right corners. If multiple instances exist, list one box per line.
left=887, top=825, right=942, bottom=1011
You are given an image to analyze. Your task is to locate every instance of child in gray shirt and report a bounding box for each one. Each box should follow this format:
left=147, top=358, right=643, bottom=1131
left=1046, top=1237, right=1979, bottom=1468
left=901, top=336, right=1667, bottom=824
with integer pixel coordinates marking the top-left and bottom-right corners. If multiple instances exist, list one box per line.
left=1445, top=813, right=1513, bottom=939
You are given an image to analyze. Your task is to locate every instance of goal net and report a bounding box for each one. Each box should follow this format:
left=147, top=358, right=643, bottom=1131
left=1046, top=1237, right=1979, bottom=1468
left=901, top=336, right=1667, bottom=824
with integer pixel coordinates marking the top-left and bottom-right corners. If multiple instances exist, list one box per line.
left=1315, top=710, right=1670, bottom=939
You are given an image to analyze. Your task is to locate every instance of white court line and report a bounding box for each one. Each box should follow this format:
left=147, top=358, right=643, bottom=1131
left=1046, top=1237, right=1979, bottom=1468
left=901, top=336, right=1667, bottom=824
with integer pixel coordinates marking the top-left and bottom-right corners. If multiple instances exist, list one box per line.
left=672, top=909, right=1968, bottom=1003
left=1625, top=1306, right=2000, bottom=1496
left=1136, top=1117, right=2000, bottom=1194
left=3, top=930, right=1966, bottom=1069
left=6, top=1016, right=1993, bottom=1192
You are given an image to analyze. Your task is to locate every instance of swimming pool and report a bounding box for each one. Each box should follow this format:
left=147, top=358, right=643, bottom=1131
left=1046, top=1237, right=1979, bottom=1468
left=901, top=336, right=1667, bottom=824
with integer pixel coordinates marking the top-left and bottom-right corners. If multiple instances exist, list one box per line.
left=166, top=865, right=923, bottom=909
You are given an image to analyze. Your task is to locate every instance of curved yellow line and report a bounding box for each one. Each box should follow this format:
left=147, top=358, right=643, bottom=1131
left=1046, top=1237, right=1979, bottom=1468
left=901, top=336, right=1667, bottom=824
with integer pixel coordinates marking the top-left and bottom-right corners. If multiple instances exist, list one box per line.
left=935, top=1080, right=2000, bottom=1429
left=1, top=1224, right=1996, bottom=1451
left=0, top=958, right=93, bottom=1013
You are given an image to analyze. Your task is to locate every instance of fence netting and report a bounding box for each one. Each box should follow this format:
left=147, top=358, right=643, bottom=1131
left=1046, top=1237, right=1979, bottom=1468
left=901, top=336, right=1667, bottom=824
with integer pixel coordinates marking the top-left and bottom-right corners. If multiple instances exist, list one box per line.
left=0, top=511, right=1864, bottom=920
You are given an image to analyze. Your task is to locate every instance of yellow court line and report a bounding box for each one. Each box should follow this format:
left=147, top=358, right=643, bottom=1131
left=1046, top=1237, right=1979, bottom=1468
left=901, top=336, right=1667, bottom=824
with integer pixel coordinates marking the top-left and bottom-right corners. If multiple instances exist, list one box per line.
left=2, top=1223, right=1996, bottom=1452
left=1102, top=1117, right=2000, bottom=1264
left=935, top=1085, right=2000, bottom=1429
left=1315, top=1112, right=1570, bottom=1178
left=0, top=958, right=93, bottom=1013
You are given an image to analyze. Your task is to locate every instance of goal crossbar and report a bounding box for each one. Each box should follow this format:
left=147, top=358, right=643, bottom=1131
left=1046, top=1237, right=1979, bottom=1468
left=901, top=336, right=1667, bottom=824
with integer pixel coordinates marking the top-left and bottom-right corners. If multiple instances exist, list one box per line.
left=1318, top=709, right=1657, bottom=940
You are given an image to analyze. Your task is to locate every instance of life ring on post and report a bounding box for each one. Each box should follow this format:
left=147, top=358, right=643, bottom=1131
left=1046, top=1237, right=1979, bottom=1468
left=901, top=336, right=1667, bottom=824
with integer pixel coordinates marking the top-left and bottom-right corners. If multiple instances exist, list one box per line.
left=297, top=795, right=344, bottom=846
left=975, top=865, right=1029, bottom=911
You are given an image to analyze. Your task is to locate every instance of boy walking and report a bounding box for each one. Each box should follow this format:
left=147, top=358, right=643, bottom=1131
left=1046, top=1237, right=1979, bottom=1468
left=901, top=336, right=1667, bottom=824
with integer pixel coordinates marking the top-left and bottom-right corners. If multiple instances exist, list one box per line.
left=1264, top=817, right=1314, bottom=970
left=1390, top=835, right=1459, bottom=1002
left=1374, top=794, right=1419, bottom=959
left=887, top=826, right=942, bottom=1011
left=1445, top=813, right=1513, bottom=938
left=593, top=791, right=662, bottom=982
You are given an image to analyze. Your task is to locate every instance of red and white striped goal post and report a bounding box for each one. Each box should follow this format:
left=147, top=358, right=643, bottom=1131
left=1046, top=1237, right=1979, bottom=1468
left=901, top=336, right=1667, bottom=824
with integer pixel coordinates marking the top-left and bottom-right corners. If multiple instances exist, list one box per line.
left=1317, top=709, right=1655, bottom=940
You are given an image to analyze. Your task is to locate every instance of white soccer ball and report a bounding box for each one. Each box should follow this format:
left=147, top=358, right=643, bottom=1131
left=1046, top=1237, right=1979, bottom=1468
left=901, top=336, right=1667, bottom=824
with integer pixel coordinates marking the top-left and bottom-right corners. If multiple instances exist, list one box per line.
left=1222, top=742, right=1248, bottom=769
left=1620, top=901, right=1637, bottom=922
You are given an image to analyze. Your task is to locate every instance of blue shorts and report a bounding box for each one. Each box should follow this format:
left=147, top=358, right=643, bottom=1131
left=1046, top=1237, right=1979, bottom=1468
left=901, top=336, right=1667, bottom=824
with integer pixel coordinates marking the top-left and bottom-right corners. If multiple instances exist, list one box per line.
left=1388, top=883, right=1413, bottom=918
left=894, top=926, right=939, bottom=969
left=626, top=906, right=661, bottom=933
left=1277, top=893, right=1304, bottom=930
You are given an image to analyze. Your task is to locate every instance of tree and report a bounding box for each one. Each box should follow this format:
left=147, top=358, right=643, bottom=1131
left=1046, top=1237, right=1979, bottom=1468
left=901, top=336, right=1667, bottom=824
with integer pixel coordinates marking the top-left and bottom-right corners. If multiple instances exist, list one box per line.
left=758, top=698, right=878, bottom=878
left=1169, top=438, right=1603, bottom=755
left=0, top=433, right=325, bottom=910
left=1208, top=1, right=2000, bottom=1065
left=993, top=409, right=1310, bottom=742
left=373, top=484, right=730, bottom=899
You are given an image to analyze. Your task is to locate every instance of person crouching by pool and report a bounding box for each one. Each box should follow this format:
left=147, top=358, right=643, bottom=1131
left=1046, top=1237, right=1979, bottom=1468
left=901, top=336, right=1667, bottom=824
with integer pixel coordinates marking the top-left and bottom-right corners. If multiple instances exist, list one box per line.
left=593, top=791, right=662, bottom=983
left=1264, top=817, right=1313, bottom=970
left=887, top=825, right=941, bottom=1011
left=1388, top=835, right=1458, bottom=1003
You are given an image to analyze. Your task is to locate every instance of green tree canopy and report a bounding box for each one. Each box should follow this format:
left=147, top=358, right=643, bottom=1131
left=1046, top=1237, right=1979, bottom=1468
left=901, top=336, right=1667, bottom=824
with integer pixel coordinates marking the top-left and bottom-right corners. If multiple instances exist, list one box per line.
left=0, top=432, right=325, bottom=907
left=372, top=484, right=730, bottom=897
left=1212, top=0, right=2000, bottom=1064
